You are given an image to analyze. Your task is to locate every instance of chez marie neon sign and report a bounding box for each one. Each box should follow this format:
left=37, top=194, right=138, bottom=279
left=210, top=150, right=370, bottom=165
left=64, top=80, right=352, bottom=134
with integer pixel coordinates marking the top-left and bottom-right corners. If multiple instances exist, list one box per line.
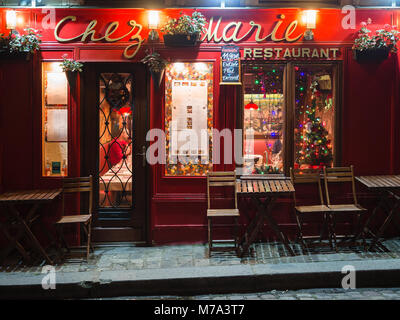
left=54, top=14, right=325, bottom=59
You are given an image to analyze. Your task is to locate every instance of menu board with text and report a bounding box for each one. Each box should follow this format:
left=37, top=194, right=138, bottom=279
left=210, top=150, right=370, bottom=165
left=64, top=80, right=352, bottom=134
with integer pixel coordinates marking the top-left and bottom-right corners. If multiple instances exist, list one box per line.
left=220, top=45, right=242, bottom=85
left=171, top=80, right=208, bottom=156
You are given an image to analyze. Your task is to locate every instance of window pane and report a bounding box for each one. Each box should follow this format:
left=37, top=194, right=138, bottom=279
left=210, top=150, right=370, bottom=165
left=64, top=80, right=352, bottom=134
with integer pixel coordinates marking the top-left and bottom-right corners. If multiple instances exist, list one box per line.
left=294, top=65, right=335, bottom=169
left=165, top=62, right=213, bottom=176
left=98, top=73, right=133, bottom=208
left=243, top=64, right=284, bottom=174
left=42, top=62, right=68, bottom=177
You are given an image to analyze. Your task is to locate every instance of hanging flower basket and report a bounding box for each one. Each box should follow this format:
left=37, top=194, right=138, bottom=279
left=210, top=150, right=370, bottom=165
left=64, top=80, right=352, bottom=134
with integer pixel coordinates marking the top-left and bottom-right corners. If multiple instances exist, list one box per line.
left=160, top=11, right=206, bottom=47
left=163, top=33, right=200, bottom=47
left=0, top=50, right=30, bottom=61
left=65, top=70, right=77, bottom=87
left=0, top=28, right=41, bottom=61
left=141, top=51, right=167, bottom=90
left=352, top=19, right=398, bottom=64
left=150, top=69, right=165, bottom=89
left=353, top=47, right=390, bottom=63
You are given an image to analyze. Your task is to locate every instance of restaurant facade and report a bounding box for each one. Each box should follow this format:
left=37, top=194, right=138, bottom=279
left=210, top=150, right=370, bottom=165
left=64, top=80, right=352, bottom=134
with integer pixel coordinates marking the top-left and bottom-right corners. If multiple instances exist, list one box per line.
left=0, top=6, right=399, bottom=247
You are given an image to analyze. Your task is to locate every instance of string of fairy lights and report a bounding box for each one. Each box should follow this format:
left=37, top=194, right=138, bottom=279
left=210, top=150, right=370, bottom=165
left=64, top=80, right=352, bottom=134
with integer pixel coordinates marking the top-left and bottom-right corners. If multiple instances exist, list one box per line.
left=295, top=66, right=333, bottom=168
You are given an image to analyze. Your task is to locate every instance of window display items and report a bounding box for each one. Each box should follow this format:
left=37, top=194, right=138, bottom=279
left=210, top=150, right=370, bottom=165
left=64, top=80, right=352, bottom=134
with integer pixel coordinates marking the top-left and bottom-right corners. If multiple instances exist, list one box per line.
left=165, top=62, right=213, bottom=176
left=243, top=64, right=284, bottom=174
left=295, top=68, right=333, bottom=169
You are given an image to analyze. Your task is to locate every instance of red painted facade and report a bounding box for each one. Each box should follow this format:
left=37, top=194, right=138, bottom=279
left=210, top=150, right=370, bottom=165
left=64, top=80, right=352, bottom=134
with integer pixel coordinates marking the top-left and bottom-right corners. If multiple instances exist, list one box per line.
left=0, top=8, right=399, bottom=246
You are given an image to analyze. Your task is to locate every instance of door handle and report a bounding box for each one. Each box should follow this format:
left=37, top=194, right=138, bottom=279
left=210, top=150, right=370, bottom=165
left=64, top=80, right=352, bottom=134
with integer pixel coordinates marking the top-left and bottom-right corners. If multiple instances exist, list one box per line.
left=136, top=145, right=146, bottom=167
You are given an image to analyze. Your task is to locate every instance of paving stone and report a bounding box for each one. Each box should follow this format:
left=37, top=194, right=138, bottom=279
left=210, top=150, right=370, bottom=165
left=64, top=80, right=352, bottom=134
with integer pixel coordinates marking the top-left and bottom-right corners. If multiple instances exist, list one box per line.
left=243, top=295, right=261, bottom=300
left=2, top=239, right=400, bottom=299
left=259, top=294, right=276, bottom=299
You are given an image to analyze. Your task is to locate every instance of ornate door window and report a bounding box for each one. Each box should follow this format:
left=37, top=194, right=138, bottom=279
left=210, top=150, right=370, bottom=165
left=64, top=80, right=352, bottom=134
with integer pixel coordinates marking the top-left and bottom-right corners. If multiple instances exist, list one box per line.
left=98, top=73, right=133, bottom=208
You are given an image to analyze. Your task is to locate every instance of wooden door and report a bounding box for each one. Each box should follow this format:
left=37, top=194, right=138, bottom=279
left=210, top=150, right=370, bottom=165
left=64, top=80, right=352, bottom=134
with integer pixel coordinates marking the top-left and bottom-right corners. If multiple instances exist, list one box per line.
left=81, top=63, right=148, bottom=243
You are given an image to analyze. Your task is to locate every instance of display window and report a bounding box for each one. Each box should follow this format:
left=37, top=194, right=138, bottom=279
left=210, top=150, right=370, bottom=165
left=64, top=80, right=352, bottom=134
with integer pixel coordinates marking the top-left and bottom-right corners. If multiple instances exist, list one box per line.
left=41, top=62, right=68, bottom=177
left=242, top=62, right=338, bottom=175
left=243, top=64, right=285, bottom=175
left=294, top=64, right=335, bottom=169
left=165, top=62, right=213, bottom=176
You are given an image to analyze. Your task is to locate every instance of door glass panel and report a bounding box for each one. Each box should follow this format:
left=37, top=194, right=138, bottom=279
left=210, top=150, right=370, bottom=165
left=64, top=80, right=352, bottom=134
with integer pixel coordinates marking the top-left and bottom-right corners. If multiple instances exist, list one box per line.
left=294, top=65, right=335, bottom=169
left=243, top=64, right=285, bottom=174
left=98, top=73, right=133, bottom=208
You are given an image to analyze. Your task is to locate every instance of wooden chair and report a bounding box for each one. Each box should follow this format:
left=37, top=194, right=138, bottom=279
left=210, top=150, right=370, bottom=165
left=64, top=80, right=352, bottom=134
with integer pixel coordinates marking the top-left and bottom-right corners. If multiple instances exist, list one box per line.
left=323, top=166, right=367, bottom=250
left=55, top=175, right=94, bottom=261
left=207, top=171, right=240, bottom=256
left=290, top=167, right=332, bottom=250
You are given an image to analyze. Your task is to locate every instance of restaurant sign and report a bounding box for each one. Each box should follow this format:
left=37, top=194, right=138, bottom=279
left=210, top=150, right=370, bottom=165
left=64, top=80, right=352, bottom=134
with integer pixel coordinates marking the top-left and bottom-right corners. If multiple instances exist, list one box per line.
left=53, top=14, right=336, bottom=60
left=243, top=47, right=341, bottom=60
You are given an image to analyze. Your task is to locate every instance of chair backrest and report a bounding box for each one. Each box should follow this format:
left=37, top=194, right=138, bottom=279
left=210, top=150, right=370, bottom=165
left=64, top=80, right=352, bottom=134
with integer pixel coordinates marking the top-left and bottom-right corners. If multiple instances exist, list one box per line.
left=290, top=167, right=324, bottom=206
left=323, top=166, right=358, bottom=206
left=62, top=175, right=93, bottom=215
left=207, top=171, right=237, bottom=210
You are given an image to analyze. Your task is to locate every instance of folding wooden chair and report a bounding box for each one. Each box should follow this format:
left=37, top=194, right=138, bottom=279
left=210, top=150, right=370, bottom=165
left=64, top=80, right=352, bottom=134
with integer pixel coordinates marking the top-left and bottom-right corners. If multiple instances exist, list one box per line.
left=290, top=167, right=332, bottom=250
left=55, top=175, right=94, bottom=261
left=323, top=166, right=367, bottom=250
left=207, top=171, right=240, bottom=256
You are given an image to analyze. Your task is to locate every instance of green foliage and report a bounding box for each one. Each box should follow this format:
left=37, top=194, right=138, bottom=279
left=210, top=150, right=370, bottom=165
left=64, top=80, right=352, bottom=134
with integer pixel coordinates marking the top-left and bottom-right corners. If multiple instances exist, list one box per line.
left=160, top=11, right=207, bottom=35
left=141, top=51, right=167, bottom=73
left=353, top=20, right=399, bottom=53
left=60, top=56, right=83, bottom=72
left=0, top=28, right=41, bottom=54
left=254, top=165, right=280, bottom=175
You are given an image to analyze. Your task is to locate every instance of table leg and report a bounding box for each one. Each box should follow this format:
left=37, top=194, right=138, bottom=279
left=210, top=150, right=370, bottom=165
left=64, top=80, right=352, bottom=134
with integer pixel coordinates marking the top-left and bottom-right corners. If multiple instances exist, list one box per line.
left=356, top=191, right=400, bottom=250
left=0, top=221, right=31, bottom=263
left=258, top=197, right=295, bottom=256
left=0, top=204, right=40, bottom=264
left=369, top=209, right=396, bottom=251
left=238, top=196, right=271, bottom=257
left=360, top=192, right=388, bottom=239
left=8, top=204, right=54, bottom=265
left=239, top=196, right=295, bottom=257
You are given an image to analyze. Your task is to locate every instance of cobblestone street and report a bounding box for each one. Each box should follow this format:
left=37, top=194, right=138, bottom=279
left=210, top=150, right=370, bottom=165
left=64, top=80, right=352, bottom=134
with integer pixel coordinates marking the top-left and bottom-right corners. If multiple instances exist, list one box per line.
left=2, top=238, right=400, bottom=299
left=100, top=287, right=400, bottom=300
left=2, top=238, right=400, bottom=274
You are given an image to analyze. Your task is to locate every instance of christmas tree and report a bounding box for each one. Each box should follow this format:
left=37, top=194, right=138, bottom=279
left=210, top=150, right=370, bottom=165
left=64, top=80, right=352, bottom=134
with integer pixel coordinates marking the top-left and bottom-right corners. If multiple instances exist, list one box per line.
left=298, top=82, right=333, bottom=167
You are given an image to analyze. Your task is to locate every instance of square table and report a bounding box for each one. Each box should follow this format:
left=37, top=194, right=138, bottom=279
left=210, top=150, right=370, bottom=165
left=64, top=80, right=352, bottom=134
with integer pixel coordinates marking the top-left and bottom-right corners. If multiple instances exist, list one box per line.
left=237, top=178, right=295, bottom=257
left=356, top=175, right=400, bottom=250
left=0, top=189, right=62, bottom=265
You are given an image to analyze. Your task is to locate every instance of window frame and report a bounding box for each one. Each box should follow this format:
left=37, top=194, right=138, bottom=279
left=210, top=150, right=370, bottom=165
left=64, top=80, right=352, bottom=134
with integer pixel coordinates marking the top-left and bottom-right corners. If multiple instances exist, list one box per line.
left=41, top=60, right=70, bottom=178
left=238, top=60, right=342, bottom=177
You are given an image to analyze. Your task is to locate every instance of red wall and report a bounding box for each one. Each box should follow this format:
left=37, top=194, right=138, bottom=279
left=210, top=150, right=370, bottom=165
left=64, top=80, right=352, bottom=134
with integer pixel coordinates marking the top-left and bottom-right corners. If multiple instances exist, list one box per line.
left=0, top=8, right=399, bottom=246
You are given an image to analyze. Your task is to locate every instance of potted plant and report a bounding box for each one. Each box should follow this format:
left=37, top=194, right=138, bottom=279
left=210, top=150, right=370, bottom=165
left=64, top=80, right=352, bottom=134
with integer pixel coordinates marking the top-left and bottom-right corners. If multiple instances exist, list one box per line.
left=0, top=28, right=41, bottom=60
left=353, top=19, right=399, bottom=63
left=160, top=11, right=207, bottom=47
left=141, top=51, right=168, bottom=88
left=60, top=55, right=83, bottom=86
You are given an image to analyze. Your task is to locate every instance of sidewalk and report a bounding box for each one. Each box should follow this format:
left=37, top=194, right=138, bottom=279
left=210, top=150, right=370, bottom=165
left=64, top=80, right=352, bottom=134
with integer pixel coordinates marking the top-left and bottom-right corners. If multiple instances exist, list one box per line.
left=1, top=239, right=400, bottom=299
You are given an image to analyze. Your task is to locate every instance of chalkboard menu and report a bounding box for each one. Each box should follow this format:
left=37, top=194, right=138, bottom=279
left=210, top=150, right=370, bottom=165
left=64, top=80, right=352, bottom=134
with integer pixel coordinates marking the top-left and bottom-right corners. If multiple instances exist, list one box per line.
left=220, top=45, right=242, bottom=85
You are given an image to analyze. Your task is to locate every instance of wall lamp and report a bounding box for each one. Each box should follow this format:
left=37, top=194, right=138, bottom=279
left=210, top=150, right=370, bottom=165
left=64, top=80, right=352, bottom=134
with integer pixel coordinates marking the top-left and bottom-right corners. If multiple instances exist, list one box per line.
left=302, top=10, right=317, bottom=41
left=147, top=10, right=160, bottom=42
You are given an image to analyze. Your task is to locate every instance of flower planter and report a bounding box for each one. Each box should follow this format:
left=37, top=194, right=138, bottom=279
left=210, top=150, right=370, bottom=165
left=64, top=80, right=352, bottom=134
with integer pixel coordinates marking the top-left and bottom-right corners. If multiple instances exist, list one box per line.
left=0, top=51, right=31, bottom=61
left=354, top=47, right=390, bottom=63
left=163, top=33, right=200, bottom=47
left=65, top=71, right=77, bottom=88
